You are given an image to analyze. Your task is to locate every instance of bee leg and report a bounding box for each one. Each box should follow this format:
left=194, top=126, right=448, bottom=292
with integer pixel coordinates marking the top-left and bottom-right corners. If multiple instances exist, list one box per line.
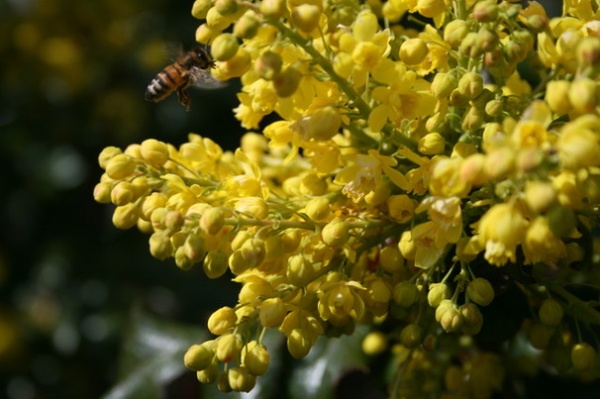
left=177, top=88, right=191, bottom=111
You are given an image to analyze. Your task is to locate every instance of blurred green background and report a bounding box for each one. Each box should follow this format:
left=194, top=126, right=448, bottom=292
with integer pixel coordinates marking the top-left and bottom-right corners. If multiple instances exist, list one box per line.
left=0, top=0, right=243, bottom=398
left=0, top=0, right=572, bottom=398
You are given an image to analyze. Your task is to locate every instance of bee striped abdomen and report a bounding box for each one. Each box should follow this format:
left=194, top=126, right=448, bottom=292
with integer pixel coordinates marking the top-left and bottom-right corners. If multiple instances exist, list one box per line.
left=145, top=64, right=187, bottom=103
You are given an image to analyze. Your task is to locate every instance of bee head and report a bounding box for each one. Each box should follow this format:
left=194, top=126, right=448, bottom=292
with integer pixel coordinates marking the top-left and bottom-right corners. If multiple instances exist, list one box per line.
left=192, top=46, right=215, bottom=69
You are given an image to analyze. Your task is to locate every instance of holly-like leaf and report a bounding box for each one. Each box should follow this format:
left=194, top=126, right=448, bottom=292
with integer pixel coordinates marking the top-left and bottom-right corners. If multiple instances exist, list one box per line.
left=288, top=326, right=383, bottom=399
left=101, top=308, right=206, bottom=399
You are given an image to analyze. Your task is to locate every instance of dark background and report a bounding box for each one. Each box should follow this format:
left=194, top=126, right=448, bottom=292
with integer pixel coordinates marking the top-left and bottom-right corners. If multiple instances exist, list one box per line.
left=0, top=0, right=242, bottom=398
left=0, top=1, right=567, bottom=398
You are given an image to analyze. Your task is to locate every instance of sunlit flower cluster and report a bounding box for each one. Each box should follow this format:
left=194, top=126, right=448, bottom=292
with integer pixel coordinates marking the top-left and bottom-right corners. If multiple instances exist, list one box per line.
left=95, top=0, right=600, bottom=396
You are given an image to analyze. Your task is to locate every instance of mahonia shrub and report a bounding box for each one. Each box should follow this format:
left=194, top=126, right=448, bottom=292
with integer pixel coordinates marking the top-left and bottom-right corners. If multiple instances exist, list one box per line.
left=94, top=0, right=600, bottom=397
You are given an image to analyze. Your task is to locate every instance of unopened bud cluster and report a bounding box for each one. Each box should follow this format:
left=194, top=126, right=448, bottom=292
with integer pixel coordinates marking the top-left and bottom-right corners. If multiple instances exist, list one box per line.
left=94, top=0, right=600, bottom=396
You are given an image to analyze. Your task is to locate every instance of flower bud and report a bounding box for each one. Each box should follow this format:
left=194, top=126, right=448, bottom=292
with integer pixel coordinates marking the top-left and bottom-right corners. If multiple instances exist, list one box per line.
left=233, top=11, right=260, bottom=39
left=216, top=333, right=243, bottom=363
left=229, top=250, right=250, bottom=275
left=546, top=80, right=571, bottom=115
left=466, top=278, right=494, bottom=306
left=98, top=146, right=122, bottom=169
left=192, top=0, right=212, bottom=19
left=439, top=304, right=464, bottom=332
left=197, top=362, right=219, bottom=384
left=387, top=195, right=416, bottom=223
left=546, top=205, right=576, bottom=238
left=400, top=38, right=428, bottom=65
left=430, top=72, right=457, bottom=99
left=460, top=153, right=487, bottom=186
left=287, top=328, right=313, bottom=359
left=525, top=181, right=556, bottom=213
left=392, top=281, right=419, bottom=307
left=571, top=342, right=597, bottom=371
left=141, top=193, right=167, bottom=220
left=214, top=0, right=238, bottom=15
left=141, top=138, right=169, bottom=167
left=240, top=238, right=266, bottom=268
left=255, top=51, right=283, bottom=80
left=203, top=250, right=229, bottom=279
left=321, top=219, right=349, bottom=247
left=175, top=246, right=193, bottom=270
left=110, top=181, right=136, bottom=206
left=273, top=66, right=302, bottom=97
left=211, top=33, right=239, bottom=61
left=196, top=24, right=219, bottom=44
left=286, top=254, right=318, bottom=286
left=484, top=99, right=503, bottom=117
left=362, top=331, right=388, bottom=355
left=458, top=32, right=480, bottom=58
left=94, top=182, right=112, bottom=204
left=353, top=11, right=378, bottom=41
left=206, top=7, right=231, bottom=31
left=418, top=132, right=445, bottom=155
left=305, top=197, right=330, bottom=221
left=400, top=323, right=423, bottom=348
left=473, top=0, right=498, bottom=22
left=235, top=196, right=269, bottom=219
left=379, top=245, right=405, bottom=273
left=527, top=14, right=548, bottom=33
left=243, top=343, right=270, bottom=376
left=427, top=283, right=450, bottom=308
left=443, top=19, right=469, bottom=49
left=398, top=230, right=416, bottom=260
left=218, top=47, right=252, bottom=78
left=208, top=306, right=237, bottom=335
left=259, top=0, right=286, bottom=17
left=164, top=210, right=184, bottom=232
left=578, top=36, right=600, bottom=68
left=228, top=366, right=256, bottom=392
left=297, top=106, right=342, bottom=141
left=200, top=207, right=226, bottom=235
left=569, top=78, right=598, bottom=114
left=457, top=72, right=484, bottom=99
left=149, top=232, right=173, bottom=260
left=184, top=344, right=214, bottom=371
left=113, top=203, right=139, bottom=229
left=184, top=234, right=206, bottom=262
left=539, top=298, right=563, bottom=327
left=259, top=297, right=286, bottom=328
left=105, top=154, right=136, bottom=180
left=291, top=4, right=321, bottom=33
left=460, top=303, right=483, bottom=335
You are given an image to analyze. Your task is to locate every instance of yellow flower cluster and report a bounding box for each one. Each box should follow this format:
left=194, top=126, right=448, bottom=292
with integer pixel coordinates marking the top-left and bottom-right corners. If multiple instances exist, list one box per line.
left=94, top=0, right=600, bottom=396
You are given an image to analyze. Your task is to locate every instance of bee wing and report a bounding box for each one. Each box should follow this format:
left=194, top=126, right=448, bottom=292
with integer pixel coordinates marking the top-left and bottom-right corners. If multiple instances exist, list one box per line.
left=190, top=68, right=227, bottom=89
left=189, top=67, right=227, bottom=89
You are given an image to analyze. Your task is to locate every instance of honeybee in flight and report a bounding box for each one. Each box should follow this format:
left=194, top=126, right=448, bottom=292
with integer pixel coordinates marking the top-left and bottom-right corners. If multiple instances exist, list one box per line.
left=145, top=46, right=223, bottom=111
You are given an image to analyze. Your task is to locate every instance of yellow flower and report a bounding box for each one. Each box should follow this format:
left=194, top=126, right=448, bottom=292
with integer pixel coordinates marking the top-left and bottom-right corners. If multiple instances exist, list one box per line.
left=335, top=149, right=408, bottom=202
left=429, top=156, right=471, bottom=197
left=522, top=217, right=567, bottom=266
left=338, top=11, right=391, bottom=74
left=557, top=119, right=600, bottom=169
left=370, top=59, right=436, bottom=130
left=411, top=221, right=445, bottom=269
left=477, top=203, right=528, bottom=266
left=416, top=196, right=462, bottom=244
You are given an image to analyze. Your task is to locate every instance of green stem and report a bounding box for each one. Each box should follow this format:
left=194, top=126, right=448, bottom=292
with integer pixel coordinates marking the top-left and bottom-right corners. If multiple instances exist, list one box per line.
left=546, top=283, right=600, bottom=325
left=269, top=19, right=417, bottom=151
left=453, top=0, right=467, bottom=20
left=270, top=19, right=372, bottom=117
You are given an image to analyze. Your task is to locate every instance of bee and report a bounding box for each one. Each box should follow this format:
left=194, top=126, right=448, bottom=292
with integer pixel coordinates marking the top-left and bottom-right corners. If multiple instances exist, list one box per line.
left=145, top=46, right=223, bottom=111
